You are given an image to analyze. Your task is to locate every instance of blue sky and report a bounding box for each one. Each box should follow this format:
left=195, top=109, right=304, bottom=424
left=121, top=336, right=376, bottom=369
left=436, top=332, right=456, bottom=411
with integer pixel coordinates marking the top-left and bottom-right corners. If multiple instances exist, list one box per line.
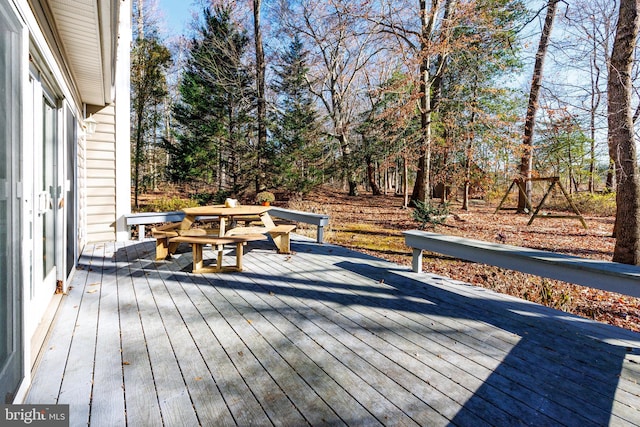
left=156, top=0, right=194, bottom=35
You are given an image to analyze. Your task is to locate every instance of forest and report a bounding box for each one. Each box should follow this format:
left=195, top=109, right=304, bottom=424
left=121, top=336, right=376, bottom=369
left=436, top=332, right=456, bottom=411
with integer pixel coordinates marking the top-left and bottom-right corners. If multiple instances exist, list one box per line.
left=130, top=0, right=640, bottom=265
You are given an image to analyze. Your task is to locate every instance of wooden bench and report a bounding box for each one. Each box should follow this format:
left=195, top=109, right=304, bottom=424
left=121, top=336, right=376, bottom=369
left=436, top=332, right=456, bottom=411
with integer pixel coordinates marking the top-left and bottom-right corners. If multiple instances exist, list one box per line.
left=151, top=222, right=181, bottom=260
left=403, top=230, right=640, bottom=298
left=151, top=223, right=220, bottom=260
left=225, top=224, right=297, bottom=254
left=168, top=234, right=267, bottom=273
left=269, top=207, right=329, bottom=243
left=268, top=224, right=296, bottom=254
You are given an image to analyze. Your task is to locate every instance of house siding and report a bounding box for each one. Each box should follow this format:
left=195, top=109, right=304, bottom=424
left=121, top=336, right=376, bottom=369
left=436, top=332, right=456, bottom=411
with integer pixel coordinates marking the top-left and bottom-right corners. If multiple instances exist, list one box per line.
left=85, top=104, right=118, bottom=243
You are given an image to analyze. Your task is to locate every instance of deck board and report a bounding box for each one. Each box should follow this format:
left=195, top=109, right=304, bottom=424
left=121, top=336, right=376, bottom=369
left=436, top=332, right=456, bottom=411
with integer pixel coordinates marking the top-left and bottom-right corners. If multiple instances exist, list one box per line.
left=161, top=258, right=276, bottom=425
left=128, top=241, right=201, bottom=427
left=285, top=246, right=629, bottom=426
left=27, top=245, right=94, bottom=405
left=117, top=243, right=164, bottom=427
left=25, top=237, right=640, bottom=426
left=57, top=243, right=105, bottom=426
left=151, top=262, right=237, bottom=426
left=90, top=242, right=126, bottom=427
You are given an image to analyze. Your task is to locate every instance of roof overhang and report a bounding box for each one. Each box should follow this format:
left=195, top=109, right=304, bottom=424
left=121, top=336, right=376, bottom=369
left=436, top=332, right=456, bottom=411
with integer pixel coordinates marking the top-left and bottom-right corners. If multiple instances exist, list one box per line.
left=46, top=0, right=119, bottom=105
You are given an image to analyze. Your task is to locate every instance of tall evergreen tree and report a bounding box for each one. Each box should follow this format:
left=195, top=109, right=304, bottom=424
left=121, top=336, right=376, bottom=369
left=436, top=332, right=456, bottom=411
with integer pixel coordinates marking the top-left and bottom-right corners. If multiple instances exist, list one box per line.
left=436, top=0, right=525, bottom=209
left=270, top=35, right=323, bottom=194
left=167, top=5, right=253, bottom=193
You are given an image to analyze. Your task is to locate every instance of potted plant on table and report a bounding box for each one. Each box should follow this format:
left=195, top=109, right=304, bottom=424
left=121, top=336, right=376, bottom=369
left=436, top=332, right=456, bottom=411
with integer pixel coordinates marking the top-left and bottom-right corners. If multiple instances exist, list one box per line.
left=256, top=191, right=275, bottom=206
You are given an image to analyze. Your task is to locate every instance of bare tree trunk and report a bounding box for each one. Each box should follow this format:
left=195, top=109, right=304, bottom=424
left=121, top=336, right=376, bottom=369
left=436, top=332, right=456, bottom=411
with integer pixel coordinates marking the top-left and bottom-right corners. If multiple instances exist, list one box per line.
left=133, top=0, right=145, bottom=208
left=337, top=132, right=359, bottom=196
left=365, top=154, right=382, bottom=195
left=136, top=0, right=144, bottom=39
left=411, top=73, right=432, bottom=202
left=588, top=17, right=601, bottom=193
left=462, top=137, right=472, bottom=210
left=134, top=108, right=144, bottom=208
left=518, top=0, right=559, bottom=212
left=608, top=0, right=640, bottom=265
left=403, top=151, right=409, bottom=209
left=254, top=0, right=266, bottom=192
left=568, top=137, right=573, bottom=194
left=412, top=0, right=437, bottom=204
left=462, top=84, right=478, bottom=211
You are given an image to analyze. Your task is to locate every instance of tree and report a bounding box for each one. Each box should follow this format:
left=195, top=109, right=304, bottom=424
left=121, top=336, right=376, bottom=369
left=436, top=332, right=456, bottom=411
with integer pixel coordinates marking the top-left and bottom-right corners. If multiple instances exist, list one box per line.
left=270, top=35, right=323, bottom=194
left=518, top=0, right=560, bottom=212
left=536, top=108, right=590, bottom=192
left=168, top=5, right=253, bottom=193
left=131, top=0, right=172, bottom=208
left=279, top=0, right=384, bottom=196
left=253, top=0, right=267, bottom=192
left=357, top=70, right=421, bottom=207
left=357, top=70, right=400, bottom=196
left=372, top=0, right=524, bottom=205
left=435, top=0, right=525, bottom=210
left=570, top=0, right=617, bottom=193
left=411, top=0, right=457, bottom=204
left=547, top=0, right=618, bottom=193
left=608, top=0, right=640, bottom=265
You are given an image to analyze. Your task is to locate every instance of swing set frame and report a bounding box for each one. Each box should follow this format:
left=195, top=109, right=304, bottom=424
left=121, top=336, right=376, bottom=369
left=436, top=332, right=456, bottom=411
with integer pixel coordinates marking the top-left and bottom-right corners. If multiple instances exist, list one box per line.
left=494, top=177, right=587, bottom=229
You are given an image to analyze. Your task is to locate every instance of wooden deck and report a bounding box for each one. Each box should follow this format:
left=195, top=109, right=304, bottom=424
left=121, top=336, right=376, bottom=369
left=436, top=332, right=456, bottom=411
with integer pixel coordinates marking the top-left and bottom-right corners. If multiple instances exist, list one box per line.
left=26, top=237, right=640, bottom=426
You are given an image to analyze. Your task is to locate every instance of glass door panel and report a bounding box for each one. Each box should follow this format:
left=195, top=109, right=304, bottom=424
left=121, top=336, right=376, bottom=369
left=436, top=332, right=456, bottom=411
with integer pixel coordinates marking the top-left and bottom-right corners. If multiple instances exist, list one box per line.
left=0, top=0, right=22, bottom=403
left=42, top=99, right=56, bottom=278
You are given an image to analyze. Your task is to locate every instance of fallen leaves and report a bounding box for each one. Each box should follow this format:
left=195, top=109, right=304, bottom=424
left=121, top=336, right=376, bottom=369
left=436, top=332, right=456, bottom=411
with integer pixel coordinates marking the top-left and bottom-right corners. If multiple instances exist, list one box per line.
left=293, top=188, right=640, bottom=332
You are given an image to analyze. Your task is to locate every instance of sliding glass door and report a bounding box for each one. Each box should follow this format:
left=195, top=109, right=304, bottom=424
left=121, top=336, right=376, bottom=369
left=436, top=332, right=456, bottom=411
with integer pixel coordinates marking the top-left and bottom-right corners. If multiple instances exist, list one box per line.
left=41, top=95, right=58, bottom=287
left=0, top=0, right=23, bottom=403
left=25, top=64, right=61, bottom=356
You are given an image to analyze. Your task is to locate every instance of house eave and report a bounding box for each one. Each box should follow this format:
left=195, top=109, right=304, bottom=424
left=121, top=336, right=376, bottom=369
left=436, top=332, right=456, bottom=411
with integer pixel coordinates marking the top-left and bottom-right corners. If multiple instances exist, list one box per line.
left=45, top=0, right=118, bottom=106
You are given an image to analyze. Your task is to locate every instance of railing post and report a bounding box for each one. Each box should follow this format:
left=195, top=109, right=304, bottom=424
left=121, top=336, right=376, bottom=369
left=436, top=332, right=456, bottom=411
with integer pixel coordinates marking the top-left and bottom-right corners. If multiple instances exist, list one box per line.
left=412, top=248, right=423, bottom=273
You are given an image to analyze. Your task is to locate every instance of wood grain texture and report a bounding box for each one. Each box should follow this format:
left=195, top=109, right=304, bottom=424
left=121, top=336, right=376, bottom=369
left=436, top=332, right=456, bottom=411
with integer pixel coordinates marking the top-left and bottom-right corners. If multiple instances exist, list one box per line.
left=26, top=237, right=640, bottom=426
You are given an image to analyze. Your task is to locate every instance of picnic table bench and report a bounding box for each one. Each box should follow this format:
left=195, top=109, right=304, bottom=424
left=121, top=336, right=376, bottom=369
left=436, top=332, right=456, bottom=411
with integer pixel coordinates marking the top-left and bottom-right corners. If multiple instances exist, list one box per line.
left=225, top=223, right=296, bottom=254
left=168, top=234, right=267, bottom=273
left=151, top=222, right=220, bottom=260
left=404, top=230, right=640, bottom=298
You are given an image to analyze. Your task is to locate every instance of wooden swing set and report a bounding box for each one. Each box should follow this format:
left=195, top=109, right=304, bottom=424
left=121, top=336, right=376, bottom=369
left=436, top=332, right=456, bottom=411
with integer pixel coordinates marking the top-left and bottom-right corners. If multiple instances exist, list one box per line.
left=494, top=176, right=587, bottom=229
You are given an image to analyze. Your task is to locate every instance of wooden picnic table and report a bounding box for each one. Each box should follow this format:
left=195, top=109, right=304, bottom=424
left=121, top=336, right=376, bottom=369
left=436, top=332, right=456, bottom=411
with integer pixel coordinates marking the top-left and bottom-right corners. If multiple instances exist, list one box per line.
left=152, top=204, right=295, bottom=262
left=179, top=204, right=276, bottom=236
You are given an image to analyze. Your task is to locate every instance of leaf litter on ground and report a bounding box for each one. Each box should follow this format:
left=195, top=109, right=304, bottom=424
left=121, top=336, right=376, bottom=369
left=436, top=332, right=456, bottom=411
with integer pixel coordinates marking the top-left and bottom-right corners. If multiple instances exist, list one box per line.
left=288, top=188, right=640, bottom=333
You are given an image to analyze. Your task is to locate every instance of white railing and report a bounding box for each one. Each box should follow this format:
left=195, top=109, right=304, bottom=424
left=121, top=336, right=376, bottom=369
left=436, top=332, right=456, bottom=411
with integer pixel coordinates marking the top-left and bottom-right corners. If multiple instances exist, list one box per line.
left=404, top=230, right=640, bottom=298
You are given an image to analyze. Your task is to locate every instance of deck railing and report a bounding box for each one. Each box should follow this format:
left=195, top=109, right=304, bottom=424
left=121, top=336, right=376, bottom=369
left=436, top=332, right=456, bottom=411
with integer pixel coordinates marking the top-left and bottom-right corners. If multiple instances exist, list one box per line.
left=124, top=207, right=330, bottom=243
left=404, top=230, right=640, bottom=298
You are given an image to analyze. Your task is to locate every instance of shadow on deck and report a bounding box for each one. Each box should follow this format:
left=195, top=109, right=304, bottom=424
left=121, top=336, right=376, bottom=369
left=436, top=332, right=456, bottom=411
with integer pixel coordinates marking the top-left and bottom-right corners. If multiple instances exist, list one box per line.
left=26, top=237, right=640, bottom=426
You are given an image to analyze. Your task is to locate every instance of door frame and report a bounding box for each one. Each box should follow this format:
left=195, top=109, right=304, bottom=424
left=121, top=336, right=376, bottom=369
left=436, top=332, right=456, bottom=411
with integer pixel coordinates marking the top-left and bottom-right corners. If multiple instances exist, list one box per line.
left=23, top=52, right=64, bottom=365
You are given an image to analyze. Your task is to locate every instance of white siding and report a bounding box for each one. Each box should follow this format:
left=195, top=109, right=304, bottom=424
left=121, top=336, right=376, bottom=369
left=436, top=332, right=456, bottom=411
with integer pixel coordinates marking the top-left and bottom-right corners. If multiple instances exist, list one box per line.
left=85, top=104, right=117, bottom=242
